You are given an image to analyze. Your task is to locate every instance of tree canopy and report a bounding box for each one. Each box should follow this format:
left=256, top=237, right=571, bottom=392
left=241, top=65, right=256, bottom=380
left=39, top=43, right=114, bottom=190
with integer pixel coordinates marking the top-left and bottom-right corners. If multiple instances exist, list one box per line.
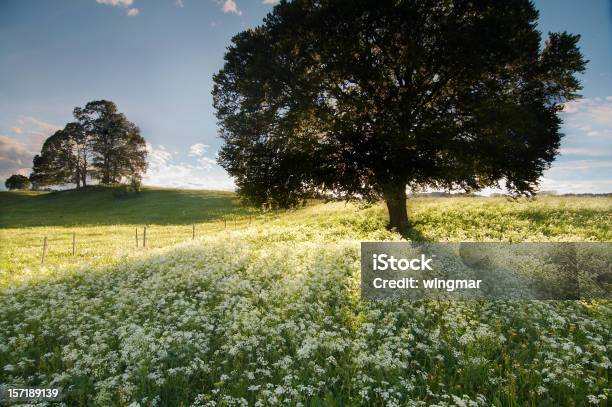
left=212, top=0, right=586, bottom=231
left=5, top=174, right=31, bottom=190
left=30, top=100, right=147, bottom=189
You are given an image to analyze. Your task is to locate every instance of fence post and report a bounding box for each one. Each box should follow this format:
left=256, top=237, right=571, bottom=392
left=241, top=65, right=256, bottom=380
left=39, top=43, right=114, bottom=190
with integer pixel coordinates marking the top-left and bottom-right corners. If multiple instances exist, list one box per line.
left=249, top=215, right=251, bottom=225
left=224, top=217, right=226, bottom=229
left=143, top=226, right=147, bottom=248
left=72, top=232, right=76, bottom=256
left=41, top=236, right=47, bottom=265
left=192, top=224, right=195, bottom=240
left=135, top=228, right=139, bottom=247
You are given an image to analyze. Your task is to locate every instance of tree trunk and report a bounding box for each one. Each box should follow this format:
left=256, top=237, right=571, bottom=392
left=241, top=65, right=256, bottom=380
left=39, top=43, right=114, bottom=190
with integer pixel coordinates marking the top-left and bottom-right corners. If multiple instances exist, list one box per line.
left=82, top=152, right=88, bottom=187
left=383, top=182, right=409, bottom=232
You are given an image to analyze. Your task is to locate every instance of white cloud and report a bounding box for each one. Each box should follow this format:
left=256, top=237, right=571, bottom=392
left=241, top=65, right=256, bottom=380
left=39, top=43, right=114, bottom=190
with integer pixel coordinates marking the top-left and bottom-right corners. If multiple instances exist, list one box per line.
left=144, top=144, right=233, bottom=190
left=563, top=98, right=612, bottom=126
left=540, top=95, right=612, bottom=193
left=262, top=0, right=278, bottom=4
left=176, top=0, right=184, bottom=7
left=18, top=117, right=61, bottom=148
left=0, top=135, right=31, bottom=159
left=147, top=144, right=173, bottom=166
left=561, top=100, right=582, bottom=114
left=538, top=178, right=612, bottom=194
left=188, top=143, right=209, bottom=157
left=196, top=156, right=217, bottom=170
left=20, top=116, right=60, bottom=133
left=95, top=0, right=139, bottom=16
left=222, top=0, right=241, bottom=15
left=0, top=135, right=33, bottom=182
left=588, top=105, right=612, bottom=126
left=558, top=100, right=612, bottom=196
left=549, top=160, right=612, bottom=171
left=96, top=0, right=133, bottom=6
left=558, top=147, right=612, bottom=157
left=0, top=117, right=61, bottom=185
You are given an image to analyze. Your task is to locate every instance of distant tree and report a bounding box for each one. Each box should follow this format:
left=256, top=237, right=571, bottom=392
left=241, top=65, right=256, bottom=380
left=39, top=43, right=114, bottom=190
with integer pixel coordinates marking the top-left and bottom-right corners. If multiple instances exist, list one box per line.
left=29, top=122, right=90, bottom=189
left=65, top=121, right=93, bottom=188
left=74, top=100, right=147, bottom=185
left=29, top=154, right=51, bottom=190
left=213, top=0, right=586, bottom=231
left=30, top=100, right=147, bottom=188
left=30, top=129, right=78, bottom=188
left=5, top=174, right=31, bottom=190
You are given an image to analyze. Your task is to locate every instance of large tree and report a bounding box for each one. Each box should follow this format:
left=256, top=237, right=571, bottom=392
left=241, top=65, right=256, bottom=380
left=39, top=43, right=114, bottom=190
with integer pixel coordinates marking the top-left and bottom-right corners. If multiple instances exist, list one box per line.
left=212, top=0, right=586, bottom=231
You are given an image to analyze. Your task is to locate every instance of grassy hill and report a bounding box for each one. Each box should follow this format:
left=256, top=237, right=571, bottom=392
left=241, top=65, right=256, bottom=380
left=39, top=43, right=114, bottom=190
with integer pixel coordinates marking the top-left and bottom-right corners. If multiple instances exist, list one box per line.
left=0, top=186, right=248, bottom=227
left=0, top=187, right=611, bottom=405
left=1, top=187, right=611, bottom=278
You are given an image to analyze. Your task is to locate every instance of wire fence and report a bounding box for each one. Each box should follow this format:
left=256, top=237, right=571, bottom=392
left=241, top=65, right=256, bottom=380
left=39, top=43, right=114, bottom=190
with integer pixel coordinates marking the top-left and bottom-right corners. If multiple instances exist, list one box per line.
left=1, top=212, right=286, bottom=273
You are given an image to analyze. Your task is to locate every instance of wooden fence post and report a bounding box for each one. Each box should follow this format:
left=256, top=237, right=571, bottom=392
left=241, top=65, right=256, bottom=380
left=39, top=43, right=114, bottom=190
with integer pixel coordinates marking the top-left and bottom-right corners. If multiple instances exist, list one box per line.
left=224, top=217, right=226, bottom=229
left=41, top=236, right=47, bottom=265
left=135, top=228, right=139, bottom=247
left=72, top=232, right=76, bottom=256
left=143, top=226, right=147, bottom=248
left=192, top=224, right=195, bottom=240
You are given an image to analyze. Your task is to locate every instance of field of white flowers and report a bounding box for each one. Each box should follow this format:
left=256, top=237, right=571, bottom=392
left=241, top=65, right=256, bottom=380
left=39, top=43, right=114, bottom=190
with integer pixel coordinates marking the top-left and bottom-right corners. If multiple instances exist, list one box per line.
left=1, top=196, right=611, bottom=406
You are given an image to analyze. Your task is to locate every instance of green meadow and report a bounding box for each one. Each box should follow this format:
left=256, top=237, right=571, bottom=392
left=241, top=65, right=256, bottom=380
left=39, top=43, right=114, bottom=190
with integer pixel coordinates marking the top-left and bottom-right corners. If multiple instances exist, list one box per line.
left=1, top=188, right=609, bottom=281
left=0, top=188, right=610, bottom=405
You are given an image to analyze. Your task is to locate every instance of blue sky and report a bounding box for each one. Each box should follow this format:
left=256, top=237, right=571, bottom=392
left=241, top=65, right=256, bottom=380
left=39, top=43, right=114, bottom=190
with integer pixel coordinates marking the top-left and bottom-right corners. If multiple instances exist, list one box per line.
left=1, top=0, right=611, bottom=193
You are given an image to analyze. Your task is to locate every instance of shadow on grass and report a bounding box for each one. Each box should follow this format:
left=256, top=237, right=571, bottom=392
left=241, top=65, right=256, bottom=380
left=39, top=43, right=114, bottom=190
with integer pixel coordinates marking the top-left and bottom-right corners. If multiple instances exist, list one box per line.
left=393, top=221, right=429, bottom=242
left=401, top=225, right=429, bottom=241
left=513, top=208, right=604, bottom=225
left=0, top=186, right=255, bottom=228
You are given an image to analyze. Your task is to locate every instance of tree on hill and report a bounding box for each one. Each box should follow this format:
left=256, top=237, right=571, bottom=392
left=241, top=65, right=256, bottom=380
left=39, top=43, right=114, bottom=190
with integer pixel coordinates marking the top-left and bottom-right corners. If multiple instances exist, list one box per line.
left=212, top=0, right=586, bottom=231
left=74, top=101, right=147, bottom=185
left=30, top=122, right=89, bottom=189
left=5, top=174, right=31, bottom=190
left=30, top=100, right=147, bottom=188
